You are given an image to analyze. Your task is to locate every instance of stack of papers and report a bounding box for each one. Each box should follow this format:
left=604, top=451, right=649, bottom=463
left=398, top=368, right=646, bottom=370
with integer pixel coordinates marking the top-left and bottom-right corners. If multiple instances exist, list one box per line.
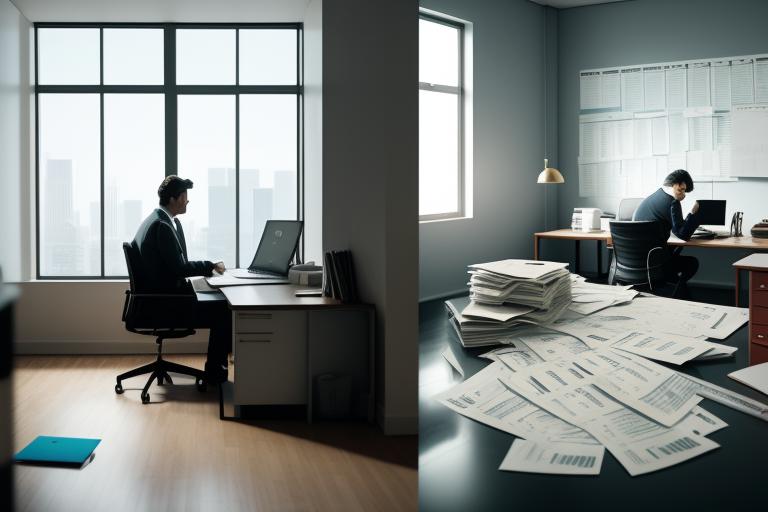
left=449, top=260, right=572, bottom=347
left=568, top=275, right=639, bottom=315
left=468, top=260, right=570, bottom=309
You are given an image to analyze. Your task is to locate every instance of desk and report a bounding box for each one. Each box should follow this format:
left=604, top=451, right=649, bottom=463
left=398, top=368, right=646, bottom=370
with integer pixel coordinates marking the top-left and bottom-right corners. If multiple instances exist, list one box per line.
left=534, top=229, right=768, bottom=286
left=418, top=297, right=768, bottom=511
left=214, top=284, right=374, bottom=422
left=533, top=229, right=611, bottom=274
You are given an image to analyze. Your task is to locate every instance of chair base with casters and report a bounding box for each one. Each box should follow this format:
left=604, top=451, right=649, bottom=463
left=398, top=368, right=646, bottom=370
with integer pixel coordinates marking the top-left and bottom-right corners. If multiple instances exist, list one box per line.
left=115, top=329, right=207, bottom=404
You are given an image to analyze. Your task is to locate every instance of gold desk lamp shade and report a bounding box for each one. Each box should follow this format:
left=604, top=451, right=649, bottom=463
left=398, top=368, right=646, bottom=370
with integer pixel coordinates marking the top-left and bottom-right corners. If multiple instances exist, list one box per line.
left=537, top=158, right=564, bottom=184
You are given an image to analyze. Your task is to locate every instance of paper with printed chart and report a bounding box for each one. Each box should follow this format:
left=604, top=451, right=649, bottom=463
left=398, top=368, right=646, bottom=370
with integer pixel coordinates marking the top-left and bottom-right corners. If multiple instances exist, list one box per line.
left=497, top=351, right=719, bottom=476
left=433, top=361, right=598, bottom=445
left=499, top=439, right=604, bottom=475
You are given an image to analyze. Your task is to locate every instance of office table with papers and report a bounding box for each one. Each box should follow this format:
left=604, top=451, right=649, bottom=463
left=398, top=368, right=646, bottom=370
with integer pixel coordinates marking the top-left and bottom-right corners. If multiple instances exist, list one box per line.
left=419, top=295, right=768, bottom=511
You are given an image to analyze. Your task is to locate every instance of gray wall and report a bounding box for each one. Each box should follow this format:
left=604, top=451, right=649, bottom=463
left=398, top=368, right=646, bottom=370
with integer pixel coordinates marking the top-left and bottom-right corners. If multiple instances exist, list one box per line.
left=418, top=0, right=556, bottom=300
left=322, top=0, right=418, bottom=434
left=0, top=0, right=32, bottom=282
left=558, top=0, right=768, bottom=285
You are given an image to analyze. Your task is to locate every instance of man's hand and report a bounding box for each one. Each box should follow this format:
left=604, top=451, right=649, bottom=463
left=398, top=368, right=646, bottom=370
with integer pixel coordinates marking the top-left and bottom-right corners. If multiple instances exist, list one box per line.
left=691, top=201, right=700, bottom=214
left=214, top=261, right=226, bottom=275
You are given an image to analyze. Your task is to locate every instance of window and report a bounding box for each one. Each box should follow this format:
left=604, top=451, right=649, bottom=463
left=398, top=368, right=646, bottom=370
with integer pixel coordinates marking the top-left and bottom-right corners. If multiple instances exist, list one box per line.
left=419, top=13, right=469, bottom=221
left=35, top=24, right=302, bottom=278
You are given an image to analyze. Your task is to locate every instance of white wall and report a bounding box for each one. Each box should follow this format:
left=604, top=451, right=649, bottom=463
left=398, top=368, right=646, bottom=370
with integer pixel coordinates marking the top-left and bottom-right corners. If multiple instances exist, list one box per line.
left=322, top=0, right=418, bottom=434
left=303, top=0, right=322, bottom=264
left=418, top=0, right=555, bottom=300
left=0, top=0, right=32, bottom=283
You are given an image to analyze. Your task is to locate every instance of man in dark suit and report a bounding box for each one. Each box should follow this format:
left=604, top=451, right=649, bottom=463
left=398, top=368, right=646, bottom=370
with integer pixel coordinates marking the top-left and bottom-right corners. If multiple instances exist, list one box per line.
left=634, top=169, right=701, bottom=294
left=133, top=175, right=230, bottom=383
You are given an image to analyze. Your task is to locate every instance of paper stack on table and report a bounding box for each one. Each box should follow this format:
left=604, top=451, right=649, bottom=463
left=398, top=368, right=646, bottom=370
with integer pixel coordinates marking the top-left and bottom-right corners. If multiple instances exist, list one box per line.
left=468, top=259, right=571, bottom=309
left=447, top=260, right=572, bottom=347
left=568, top=274, right=639, bottom=315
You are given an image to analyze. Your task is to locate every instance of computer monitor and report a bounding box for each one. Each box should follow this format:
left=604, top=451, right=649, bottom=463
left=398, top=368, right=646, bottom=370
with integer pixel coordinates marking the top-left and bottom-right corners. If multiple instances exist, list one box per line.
left=696, top=200, right=726, bottom=226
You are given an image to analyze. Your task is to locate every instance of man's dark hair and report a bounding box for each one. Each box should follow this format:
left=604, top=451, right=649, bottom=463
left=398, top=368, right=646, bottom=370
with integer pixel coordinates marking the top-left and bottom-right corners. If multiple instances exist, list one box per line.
left=158, top=175, right=193, bottom=206
left=663, top=169, right=694, bottom=193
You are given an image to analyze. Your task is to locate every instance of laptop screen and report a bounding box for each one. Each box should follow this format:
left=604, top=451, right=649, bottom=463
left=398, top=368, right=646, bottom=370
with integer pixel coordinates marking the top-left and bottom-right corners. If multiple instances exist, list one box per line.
left=697, top=200, right=726, bottom=226
left=248, top=220, right=303, bottom=275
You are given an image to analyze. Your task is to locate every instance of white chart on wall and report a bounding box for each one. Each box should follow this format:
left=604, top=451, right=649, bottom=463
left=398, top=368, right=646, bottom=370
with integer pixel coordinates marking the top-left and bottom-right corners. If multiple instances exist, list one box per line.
left=578, top=54, right=768, bottom=198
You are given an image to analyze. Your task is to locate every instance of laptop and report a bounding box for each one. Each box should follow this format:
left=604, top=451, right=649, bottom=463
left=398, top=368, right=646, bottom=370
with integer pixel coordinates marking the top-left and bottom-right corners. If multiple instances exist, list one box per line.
left=228, top=220, right=303, bottom=281
left=15, top=435, right=101, bottom=467
left=693, top=200, right=729, bottom=238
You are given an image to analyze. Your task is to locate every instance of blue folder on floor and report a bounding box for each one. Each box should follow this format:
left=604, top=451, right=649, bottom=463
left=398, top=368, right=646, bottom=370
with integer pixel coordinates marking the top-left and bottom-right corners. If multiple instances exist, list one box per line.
left=15, top=436, right=101, bottom=465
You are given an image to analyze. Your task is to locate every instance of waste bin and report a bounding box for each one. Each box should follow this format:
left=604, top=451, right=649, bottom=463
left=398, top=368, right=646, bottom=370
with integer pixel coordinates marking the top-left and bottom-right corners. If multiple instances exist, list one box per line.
left=315, top=373, right=352, bottom=419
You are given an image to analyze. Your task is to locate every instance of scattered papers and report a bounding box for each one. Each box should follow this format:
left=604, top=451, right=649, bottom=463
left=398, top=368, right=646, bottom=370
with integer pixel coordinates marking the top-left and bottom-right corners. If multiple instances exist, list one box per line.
left=568, top=276, right=639, bottom=315
left=441, top=345, right=465, bottom=377
left=497, top=351, right=719, bottom=476
left=728, top=362, right=768, bottom=396
left=438, top=266, right=754, bottom=477
left=499, top=439, right=604, bottom=475
left=680, top=373, right=768, bottom=422
left=434, top=362, right=598, bottom=444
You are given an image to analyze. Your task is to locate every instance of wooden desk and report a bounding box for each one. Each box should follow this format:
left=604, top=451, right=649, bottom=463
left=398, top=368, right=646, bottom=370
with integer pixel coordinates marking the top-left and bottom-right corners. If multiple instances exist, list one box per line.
left=533, top=229, right=611, bottom=274
left=218, top=284, right=374, bottom=422
left=733, top=254, right=768, bottom=365
left=535, top=229, right=768, bottom=281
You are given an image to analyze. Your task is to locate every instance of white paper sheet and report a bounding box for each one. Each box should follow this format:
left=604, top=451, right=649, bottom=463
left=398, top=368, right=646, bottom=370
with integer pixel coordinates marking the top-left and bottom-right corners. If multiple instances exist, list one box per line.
left=581, top=71, right=602, bottom=110
left=731, top=59, right=755, bottom=105
left=602, top=70, right=621, bottom=108
left=634, top=117, right=653, bottom=157
left=442, top=345, right=465, bottom=377
left=469, top=260, right=569, bottom=280
left=643, top=66, right=666, bottom=111
left=687, top=63, right=711, bottom=107
left=579, top=163, right=598, bottom=197
left=755, top=57, right=768, bottom=104
left=665, top=65, right=687, bottom=109
left=651, top=116, right=669, bottom=155
left=711, top=61, right=732, bottom=111
left=621, top=67, right=644, bottom=112
left=499, top=439, right=604, bottom=475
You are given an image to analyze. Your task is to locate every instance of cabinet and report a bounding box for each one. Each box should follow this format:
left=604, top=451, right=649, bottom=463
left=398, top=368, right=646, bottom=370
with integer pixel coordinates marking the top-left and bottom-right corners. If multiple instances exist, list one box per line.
left=221, top=284, right=373, bottom=421
left=733, top=254, right=768, bottom=365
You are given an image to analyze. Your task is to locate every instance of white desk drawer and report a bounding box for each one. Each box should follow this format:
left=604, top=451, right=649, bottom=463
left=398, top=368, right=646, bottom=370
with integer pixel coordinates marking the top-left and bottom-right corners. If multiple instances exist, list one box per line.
left=233, top=310, right=307, bottom=405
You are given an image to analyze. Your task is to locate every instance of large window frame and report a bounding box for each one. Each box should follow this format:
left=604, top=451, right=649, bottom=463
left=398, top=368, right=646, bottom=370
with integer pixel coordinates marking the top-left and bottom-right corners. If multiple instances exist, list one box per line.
left=34, top=22, right=304, bottom=279
left=418, top=13, right=466, bottom=222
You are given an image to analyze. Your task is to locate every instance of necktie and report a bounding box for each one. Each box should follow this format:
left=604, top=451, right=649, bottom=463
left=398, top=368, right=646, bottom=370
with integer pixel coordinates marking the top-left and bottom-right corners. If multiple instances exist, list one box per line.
left=174, top=218, right=188, bottom=262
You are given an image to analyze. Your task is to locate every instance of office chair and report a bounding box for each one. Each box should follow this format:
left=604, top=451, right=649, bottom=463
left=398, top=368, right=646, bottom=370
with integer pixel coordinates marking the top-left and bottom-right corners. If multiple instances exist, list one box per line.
left=116, top=242, right=207, bottom=404
left=617, top=197, right=645, bottom=221
left=608, top=221, right=679, bottom=296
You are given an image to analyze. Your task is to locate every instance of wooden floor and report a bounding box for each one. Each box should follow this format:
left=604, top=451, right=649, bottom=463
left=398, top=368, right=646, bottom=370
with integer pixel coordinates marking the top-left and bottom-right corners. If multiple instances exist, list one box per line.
left=12, top=355, right=417, bottom=512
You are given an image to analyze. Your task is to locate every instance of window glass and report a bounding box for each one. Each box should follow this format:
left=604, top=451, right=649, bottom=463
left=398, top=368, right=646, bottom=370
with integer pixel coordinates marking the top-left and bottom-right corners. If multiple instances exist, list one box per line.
left=38, top=28, right=100, bottom=85
left=239, top=29, right=297, bottom=85
left=177, top=95, right=237, bottom=266
left=239, top=95, right=298, bottom=264
left=103, top=29, right=164, bottom=85
left=419, top=19, right=459, bottom=87
left=177, top=29, right=236, bottom=85
left=419, top=89, right=459, bottom=216
left=38, top=94, right=101, bottom=275
left=104, top=94, right=165, bottom=275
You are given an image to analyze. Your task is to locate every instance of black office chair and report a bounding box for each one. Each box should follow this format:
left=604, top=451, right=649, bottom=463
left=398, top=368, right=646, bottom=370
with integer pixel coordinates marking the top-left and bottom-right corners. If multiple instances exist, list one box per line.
left=116, top=242, right=207, bottom=404
left=608, top=220, right=678, bottom=295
